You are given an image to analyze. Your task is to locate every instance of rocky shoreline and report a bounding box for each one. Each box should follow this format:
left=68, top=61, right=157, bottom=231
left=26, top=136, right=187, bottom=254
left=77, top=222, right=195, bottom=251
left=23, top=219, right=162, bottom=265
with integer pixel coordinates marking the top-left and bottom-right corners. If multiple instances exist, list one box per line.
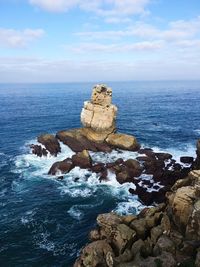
left=29, top=85, right=200, bottom=266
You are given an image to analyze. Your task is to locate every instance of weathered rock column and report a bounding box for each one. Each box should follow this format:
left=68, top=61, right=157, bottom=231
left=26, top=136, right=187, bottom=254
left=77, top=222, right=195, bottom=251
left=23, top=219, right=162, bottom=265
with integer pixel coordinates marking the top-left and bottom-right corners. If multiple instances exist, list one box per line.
left=81, top=84, right=118, bottom=142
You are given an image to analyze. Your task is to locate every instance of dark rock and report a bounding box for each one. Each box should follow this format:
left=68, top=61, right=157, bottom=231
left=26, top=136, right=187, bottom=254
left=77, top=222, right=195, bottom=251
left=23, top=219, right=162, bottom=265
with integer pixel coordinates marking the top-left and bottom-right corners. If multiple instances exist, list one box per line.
left=91, top=163, right=105, bottom=173
left=106, top=162, right=116, bottom=169
left=180, top=156, right=194, bottom=164
left=57, top=176, right=64, bottom=180
left=138, top=148, right=156, bottom=158
left=116, top=169, right=131, bottom=184
left=136, top=156, right=152, bottom=162
left=72, top=150, right=92, bottom=169
left=48, top=158, right=73, bottom=175
left=155, top=153, right=172, bottom=161
left=30, top=144, right=48, bottom=157
left=124, top=159, right=140, bottom=169
left=99, top=169, right=108, bottom=182
left=95, top=142, right=112, bottom=152
left=115, top=158, right=124, bottom=165
left=56, top=132, right=85, bottom=152
left=38, top=134, right=61, bottom=156
left=144, top=159, right=165, bottom=175
left=57, top=130, right=112, bottom=153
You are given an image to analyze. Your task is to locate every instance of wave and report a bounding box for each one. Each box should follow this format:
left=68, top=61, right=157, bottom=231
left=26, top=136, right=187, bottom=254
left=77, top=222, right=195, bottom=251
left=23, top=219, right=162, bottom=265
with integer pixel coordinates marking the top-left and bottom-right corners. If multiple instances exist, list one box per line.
left=12, top=139, right=196, bottom=216
left=194, top=129, right=200, bottom=135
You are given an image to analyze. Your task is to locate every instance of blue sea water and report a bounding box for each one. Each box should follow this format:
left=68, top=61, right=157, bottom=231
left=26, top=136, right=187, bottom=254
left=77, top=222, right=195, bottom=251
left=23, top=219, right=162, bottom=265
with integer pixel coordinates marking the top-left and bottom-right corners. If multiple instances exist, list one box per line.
left=0, top=81, right=200, bottom=266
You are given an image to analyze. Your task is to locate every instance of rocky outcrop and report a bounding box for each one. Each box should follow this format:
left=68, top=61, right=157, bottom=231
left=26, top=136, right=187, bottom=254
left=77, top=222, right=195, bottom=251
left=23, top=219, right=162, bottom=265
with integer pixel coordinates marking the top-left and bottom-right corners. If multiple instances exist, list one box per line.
left=81, top=84, right=117, bottom=136
left=194, top=139, right=200, bottom=169
left=72, top=150, right=92, bottom=169
left=74, top=170, right=200, bottom=267
left=37, top=134, right=61, bottom=156
left=56, top=129, right=112, bottom=153
left=48, top=158, right=73, bottom=175
left=106, top=133, right=140, bottom=151
left=30, top=144, right=48, bottom=157
left=31, top=84, right=140, bottom=155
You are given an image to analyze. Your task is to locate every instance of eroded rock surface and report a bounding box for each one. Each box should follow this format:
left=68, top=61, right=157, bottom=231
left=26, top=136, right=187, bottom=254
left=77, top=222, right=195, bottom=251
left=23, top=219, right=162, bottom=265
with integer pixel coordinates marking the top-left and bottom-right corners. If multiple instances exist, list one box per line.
left=37, top=134, right=61, bottom=156
left=74, top=170, right=200, bottom=267
left=81, top=84, right=117, bottom=135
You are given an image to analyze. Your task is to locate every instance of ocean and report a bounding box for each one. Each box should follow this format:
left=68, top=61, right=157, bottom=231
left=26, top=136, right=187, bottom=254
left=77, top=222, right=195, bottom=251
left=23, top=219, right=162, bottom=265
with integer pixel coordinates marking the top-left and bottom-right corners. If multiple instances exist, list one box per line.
left=0, top=81, right=200, bottom=266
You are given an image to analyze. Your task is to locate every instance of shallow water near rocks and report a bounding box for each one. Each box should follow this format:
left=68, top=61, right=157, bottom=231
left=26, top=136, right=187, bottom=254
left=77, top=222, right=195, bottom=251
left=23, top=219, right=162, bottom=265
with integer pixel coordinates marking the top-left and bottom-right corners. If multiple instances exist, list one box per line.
left=0, top=81, right=200, bottom=266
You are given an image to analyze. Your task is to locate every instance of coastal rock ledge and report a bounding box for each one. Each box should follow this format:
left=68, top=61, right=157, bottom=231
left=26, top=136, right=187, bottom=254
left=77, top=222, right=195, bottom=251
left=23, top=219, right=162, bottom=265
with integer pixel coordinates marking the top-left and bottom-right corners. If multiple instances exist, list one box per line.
left=74, top=169, right=200, bottom=267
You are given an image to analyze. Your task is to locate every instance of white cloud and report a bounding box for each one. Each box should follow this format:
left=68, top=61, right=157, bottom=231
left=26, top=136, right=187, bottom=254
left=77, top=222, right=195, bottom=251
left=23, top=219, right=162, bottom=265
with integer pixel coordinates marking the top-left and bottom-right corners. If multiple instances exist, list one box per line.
left=29, top=0, right=80, bottom=12
left=75, top=16, right=200, bottom=42
left=0, top=56, right=200, bottom=82
left=29, top=0, right=151, bottom=17
left=68, top=41, right=163, bottom=54
left=0, top=28, right=45, bottom=48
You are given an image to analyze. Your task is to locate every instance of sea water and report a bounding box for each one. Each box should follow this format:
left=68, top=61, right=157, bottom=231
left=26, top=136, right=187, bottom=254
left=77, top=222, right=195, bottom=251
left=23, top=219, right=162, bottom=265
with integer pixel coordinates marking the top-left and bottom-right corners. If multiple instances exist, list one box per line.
left=0, top=81, right=200, bottom=266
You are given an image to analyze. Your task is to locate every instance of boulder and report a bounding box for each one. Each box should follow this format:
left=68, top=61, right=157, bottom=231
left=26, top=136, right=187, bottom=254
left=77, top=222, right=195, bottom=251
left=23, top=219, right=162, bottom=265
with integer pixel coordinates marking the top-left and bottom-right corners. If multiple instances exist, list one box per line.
left=167, top=185, right=199, bottom=233
left=116, top=170, right=131, bottom=184
left=180, top=156, right=194, bottom=164
left=150, top=225, right=163, bottom=245
left=56, top=130, right=85, bottom=152
left=74, top=240, right=114, bottom=267
left=37, top=134, right=61, bottom=156
left=106, top=133, right=140, bottom=151
left=97, top=213, right=123, bottom=228
left=138, top=148, right=155, bottom=158
left=185, top=199, right=200, bottom=241
left=48, top=158, right=73, bottom=175
left=72, top=150, right=92, bottom=169
left=153, top=235, right=175, bottom=256
left=111, top=224, right=137, bottom=254
left=57, top=129, right=112, bottom=152
left=30, top=144, right=48, bottom=157
left=155, top=153, right=172, bottom=161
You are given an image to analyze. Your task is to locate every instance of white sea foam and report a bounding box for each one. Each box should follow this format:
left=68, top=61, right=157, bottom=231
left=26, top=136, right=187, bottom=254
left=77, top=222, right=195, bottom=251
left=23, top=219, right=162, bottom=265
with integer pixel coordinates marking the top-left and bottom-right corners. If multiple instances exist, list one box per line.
left=151, top=144, right=196, bottom=163
left=90, top=149, right=139, bottom=163
left=13, top=139, right=197, bottom=216
left=36, top=232, right=55, bottom=252
left=13, top=141, right=75, bottom=178
left=194, top=129, right=200, bottom=135
left=67, top=206, right=84, bottom=220
left=21, top=209, right=37, bottom=225
left=115, top=198, right=145, bottom=215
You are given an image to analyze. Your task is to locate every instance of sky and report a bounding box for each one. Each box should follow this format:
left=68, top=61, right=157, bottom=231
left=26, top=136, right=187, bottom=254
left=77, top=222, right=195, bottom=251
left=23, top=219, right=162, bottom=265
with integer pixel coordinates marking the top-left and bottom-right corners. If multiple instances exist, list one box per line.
left=0, top=0, right=200, bottom=82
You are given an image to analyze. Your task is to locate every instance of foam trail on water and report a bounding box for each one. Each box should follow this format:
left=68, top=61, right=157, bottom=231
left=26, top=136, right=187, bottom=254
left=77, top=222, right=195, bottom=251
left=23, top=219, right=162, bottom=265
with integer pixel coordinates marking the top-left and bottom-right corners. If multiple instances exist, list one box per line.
left=151, top=144, right=196, bottom=163
left=12, top=138, right=196, bottom=216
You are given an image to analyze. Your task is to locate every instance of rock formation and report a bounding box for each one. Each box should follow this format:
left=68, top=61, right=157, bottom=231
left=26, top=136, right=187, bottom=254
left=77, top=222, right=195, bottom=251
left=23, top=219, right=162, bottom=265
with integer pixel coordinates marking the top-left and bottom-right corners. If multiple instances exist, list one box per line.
left=81, top=84, right=117, bottom=142
left=74, top=169, right=200, bottom=267
left=56, top=84, right=140, bottom=151
left=194, top=139, right=200, bottom=169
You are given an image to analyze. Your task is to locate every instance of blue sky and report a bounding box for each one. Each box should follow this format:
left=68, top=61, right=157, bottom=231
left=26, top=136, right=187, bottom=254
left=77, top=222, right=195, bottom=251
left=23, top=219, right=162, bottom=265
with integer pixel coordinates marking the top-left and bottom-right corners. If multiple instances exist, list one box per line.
left=0, top=0, right=200, bottom=82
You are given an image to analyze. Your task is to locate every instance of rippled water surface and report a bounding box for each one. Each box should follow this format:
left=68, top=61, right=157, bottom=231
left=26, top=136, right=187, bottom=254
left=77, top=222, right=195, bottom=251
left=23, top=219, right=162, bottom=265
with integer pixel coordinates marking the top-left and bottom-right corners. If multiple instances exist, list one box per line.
left=0, top=81, right=200, bottom=266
